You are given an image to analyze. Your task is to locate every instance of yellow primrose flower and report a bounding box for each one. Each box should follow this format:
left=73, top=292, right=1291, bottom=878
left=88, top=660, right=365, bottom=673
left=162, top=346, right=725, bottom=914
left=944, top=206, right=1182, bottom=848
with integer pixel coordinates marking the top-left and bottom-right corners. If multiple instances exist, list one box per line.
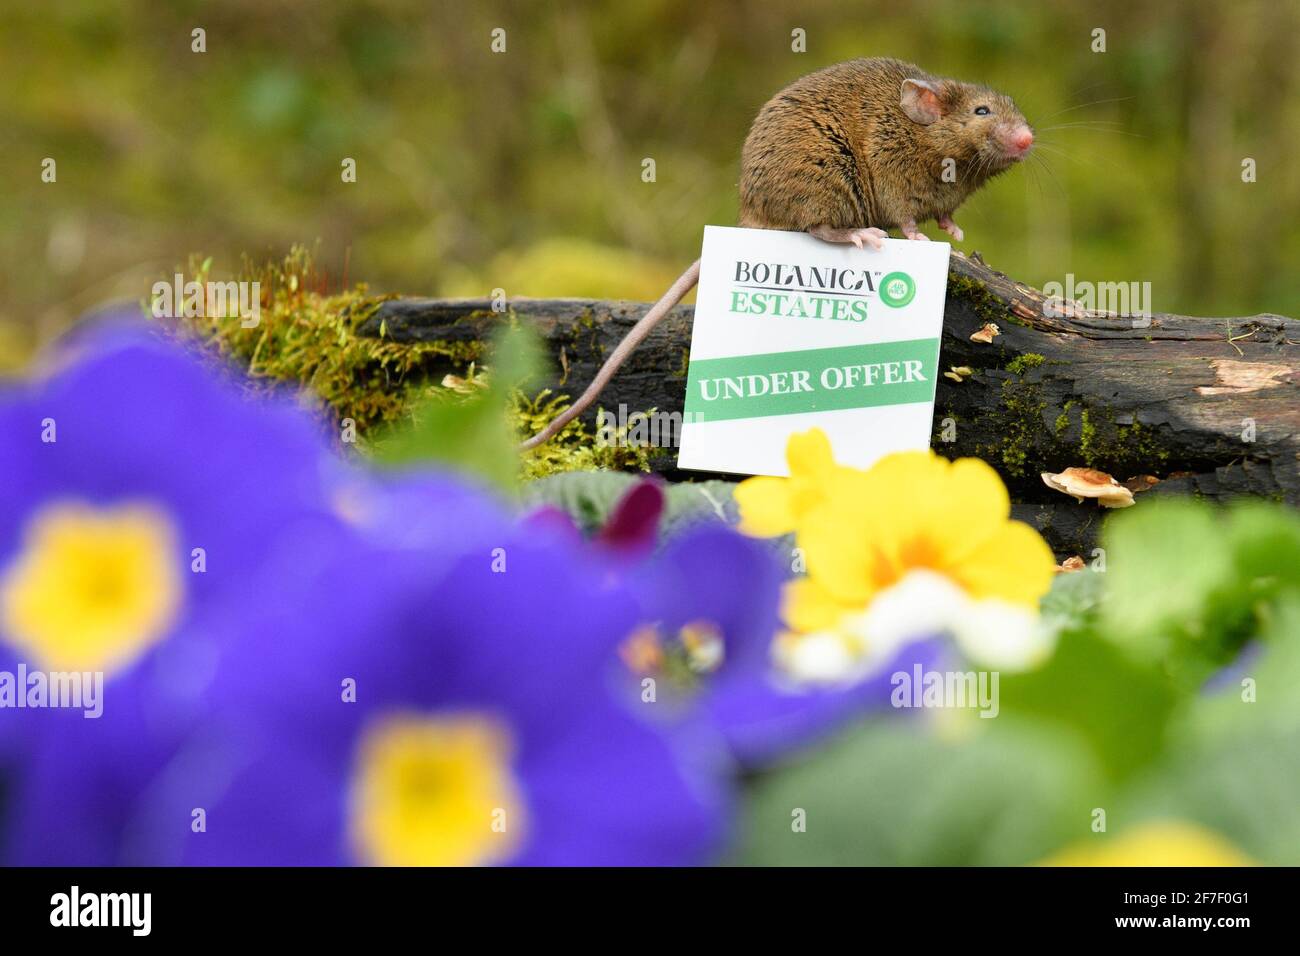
left=732, top=428, right=859, bottom=537
left=1039, top=820, right=1255, bottom=867
left=794, top=450, right=1054, bottom=608
left=736, top=430, right=1057, bottom=681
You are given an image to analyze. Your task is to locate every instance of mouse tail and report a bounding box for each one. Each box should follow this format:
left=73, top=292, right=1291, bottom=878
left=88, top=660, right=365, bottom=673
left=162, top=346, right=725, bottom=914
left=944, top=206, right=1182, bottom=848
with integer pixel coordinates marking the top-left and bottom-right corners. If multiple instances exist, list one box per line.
left=518, top=258, right=701, bottom=451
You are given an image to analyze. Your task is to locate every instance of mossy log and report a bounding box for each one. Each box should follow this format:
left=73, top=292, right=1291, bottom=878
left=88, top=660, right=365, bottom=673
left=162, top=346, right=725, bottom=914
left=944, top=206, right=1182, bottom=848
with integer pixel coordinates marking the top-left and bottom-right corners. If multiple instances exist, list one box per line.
left=358, top=252, right=1300, bottom=557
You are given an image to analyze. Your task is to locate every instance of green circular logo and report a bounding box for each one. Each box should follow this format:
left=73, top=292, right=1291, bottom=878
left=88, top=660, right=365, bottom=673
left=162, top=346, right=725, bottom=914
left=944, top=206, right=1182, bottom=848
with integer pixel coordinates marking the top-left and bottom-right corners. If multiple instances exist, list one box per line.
left=879, top=271, right=916, bottom=309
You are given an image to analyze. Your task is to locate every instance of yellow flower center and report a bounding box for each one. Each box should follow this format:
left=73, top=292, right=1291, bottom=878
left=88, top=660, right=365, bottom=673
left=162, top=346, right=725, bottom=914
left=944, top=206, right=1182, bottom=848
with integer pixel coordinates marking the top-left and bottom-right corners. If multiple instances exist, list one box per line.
left=618, top=619, right=726, bottom=679
left=0, top=500, right=183, bottom=674
left=350, top=712, right=526, bottom=867
left=619, top=624, right=666, bottom=674
left=679, top=620, right=726, bottom=673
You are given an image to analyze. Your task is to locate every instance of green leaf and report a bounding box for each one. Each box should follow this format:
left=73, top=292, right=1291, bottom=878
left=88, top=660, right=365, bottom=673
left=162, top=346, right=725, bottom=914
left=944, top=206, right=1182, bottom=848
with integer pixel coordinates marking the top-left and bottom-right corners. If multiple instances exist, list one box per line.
left=1102, top=497, right=1300, bottom=686
left=487, top=324, right=544, bottom=388
left=368, top=326, right=540, bottom=490
left=661, top=480, right=741, bottom=536
left=1118, top=600, right=1300, bottom=863
left=998, top=624, right=1180, bottom=782
left=1223, top=500, right=1300, bottom=589
left=1180, top=598, right=1300, bottom=745
left=1101, top=497, right=1231, bottom=654
left=1040, top=565, right=1104, bottom=632
left=733, top=716, right=1104, bottom=866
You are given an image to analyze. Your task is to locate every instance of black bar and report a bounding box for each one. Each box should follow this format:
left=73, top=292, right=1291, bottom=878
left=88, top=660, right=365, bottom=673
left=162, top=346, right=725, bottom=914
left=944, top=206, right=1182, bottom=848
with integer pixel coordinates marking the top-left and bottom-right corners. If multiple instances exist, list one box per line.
left=0, top=866, right=1276, bottom=941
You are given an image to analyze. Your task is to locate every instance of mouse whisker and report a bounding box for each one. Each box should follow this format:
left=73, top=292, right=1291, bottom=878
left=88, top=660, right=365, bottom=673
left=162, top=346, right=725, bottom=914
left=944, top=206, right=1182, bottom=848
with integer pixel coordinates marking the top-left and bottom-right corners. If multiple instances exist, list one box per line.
left=1024, top=162, right=1053, bottom=213
left=1031, top=143, right=1087, bottom=163
left=1037, top=123, right=1138, bottom=135
left=1024, top=151, right=1066, bottom=202
left=1036, top=121, right=1126, bottom=130
left=1060, top=79, right=1110, bottom=103
left=1032, top=142, right=1127, bottom=176
left=1037, top=126, right=1147, bottom=140
left=1033, top=95, right=1133, bottom=124
left=968, top=150, right=994, bottom=184
left=1022, top=157, right=1047, bottom=204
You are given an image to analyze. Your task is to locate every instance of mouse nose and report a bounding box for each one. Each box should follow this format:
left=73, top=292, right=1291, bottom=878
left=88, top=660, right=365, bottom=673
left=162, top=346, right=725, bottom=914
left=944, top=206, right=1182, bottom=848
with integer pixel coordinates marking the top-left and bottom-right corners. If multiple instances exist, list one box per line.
left=1008, top=126, right=1034, bottom=154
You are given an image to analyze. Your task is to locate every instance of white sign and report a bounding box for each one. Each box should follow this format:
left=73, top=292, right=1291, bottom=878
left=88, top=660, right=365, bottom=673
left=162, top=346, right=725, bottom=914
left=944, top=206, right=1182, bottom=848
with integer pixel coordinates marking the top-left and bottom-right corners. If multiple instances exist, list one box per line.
left=676, top=226, right=950, bottom=476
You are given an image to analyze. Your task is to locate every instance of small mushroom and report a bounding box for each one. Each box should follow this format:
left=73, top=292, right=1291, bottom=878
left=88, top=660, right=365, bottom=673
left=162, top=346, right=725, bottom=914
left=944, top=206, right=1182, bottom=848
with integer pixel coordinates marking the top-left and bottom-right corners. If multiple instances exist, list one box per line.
left=943, top=365, right=974, bottom=383
left=969, top=323, right=1000, bottom=344
left=441, top=365, right=487, bottom=394
left=1055, top=555, right=1086, bottom=573
left=1041, top=467, right=1135, bottom=508
left=1123, top=475, right=1161, bottom=494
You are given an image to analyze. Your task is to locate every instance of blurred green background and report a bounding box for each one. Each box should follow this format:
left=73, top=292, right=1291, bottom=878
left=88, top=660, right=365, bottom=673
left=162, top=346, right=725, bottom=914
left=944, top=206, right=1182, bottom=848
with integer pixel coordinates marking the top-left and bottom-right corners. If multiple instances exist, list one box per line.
left=2, top=0, right=1298, bottom=368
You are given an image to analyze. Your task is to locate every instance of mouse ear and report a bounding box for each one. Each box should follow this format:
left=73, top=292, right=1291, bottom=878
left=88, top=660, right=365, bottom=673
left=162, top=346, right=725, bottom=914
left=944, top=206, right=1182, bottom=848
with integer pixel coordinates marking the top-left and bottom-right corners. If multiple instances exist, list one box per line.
left=900, top=78, right=945, bottom=125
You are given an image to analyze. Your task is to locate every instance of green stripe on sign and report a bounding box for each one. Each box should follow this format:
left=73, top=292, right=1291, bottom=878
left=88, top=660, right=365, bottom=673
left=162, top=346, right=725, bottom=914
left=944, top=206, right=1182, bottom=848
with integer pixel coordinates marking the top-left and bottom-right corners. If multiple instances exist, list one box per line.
left=683, top=337, right=941, bottom=422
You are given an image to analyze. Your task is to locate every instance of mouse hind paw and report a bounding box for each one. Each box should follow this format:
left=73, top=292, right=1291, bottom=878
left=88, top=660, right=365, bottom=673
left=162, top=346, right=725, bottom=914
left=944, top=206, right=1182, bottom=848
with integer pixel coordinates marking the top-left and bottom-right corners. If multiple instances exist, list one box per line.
left=937, top=215, right=964, bottom=243
left=899, top=220, right=932, bottom=242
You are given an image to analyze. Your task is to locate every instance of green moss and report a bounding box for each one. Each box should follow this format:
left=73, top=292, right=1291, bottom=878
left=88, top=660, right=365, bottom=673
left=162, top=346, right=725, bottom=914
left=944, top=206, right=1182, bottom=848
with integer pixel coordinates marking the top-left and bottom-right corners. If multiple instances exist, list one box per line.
left=563, top=307, right=604, bottom=365
left=413, top=338, right=487, bottom=365
left=1114, top=421, right=1171, bottom=467
left=153, top=245, right=468, bottom=438
left=948, top=272, right=1015, bottom=326
left=979, top=376, right=1173, bottom=481
left=1006, top=353, right=1045, bottom=375
left=513, top=389, right=656, bottom=480
left=986, top=377, right=1046, bottom=477
left=1076, top=406, right=1171, bottom=472
left=1054, top=400, right=1074, bottom=437
left=1079, top=408, right=1097, bottom=460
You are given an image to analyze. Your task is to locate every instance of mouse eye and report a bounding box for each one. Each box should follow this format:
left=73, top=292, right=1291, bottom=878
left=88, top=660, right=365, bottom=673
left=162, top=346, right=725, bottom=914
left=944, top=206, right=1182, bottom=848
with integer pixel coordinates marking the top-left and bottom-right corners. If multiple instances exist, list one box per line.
left=973, top=105, right=991, bottom=116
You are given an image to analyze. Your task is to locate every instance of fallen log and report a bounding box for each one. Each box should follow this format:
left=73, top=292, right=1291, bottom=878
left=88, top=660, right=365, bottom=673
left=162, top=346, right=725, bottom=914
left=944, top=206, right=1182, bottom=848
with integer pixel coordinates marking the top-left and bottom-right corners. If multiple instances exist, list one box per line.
left=357, top=251, right=1300, bottom=557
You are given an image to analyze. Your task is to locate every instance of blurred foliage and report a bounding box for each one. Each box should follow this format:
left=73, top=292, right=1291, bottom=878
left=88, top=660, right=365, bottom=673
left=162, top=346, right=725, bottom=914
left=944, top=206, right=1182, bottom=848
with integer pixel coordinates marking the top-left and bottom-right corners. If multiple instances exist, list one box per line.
left=3, top=0, right=1299, bottom=364
left=1101, top=498, right=1300, bottom=684
left=441, top=238, right=691, bottom=302
left=726, top=493, right=1300, bottom=865
left=1119, top=602, right=1300, bottom=864
left=369, top=325, right=541, bottom=489
left=736, top=716, right=1104, bottom=866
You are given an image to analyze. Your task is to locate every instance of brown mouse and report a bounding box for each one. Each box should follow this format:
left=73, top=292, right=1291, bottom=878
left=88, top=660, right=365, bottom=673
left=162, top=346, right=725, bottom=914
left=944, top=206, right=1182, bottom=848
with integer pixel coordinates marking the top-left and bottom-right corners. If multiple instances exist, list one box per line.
left=520, top=57, right=1033, bottom=450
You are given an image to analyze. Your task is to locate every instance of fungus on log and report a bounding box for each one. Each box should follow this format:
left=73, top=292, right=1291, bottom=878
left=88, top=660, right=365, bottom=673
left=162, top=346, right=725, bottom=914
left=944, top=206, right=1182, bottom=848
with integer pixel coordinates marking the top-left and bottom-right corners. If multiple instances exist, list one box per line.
left=357, top=251, right=1300, bottom=557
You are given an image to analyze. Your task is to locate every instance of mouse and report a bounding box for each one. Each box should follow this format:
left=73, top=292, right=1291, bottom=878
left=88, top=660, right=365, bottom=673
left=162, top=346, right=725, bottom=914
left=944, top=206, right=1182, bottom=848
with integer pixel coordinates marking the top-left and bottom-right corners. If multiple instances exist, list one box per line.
left=519, top=57, right=1034, bottom=450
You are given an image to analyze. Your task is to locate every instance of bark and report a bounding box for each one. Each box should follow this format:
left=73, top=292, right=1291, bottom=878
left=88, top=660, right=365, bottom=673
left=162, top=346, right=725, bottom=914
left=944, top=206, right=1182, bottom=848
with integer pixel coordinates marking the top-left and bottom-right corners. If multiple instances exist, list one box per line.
left=356, top=251, right=1300, bottom=557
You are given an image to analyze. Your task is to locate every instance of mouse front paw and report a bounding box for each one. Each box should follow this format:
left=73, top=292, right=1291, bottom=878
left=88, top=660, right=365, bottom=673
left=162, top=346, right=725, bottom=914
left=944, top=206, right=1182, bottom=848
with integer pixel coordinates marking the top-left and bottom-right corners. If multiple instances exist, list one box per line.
left=937, top=215, right=964, bottom=243
left=808, top=225, right=888, bottom=251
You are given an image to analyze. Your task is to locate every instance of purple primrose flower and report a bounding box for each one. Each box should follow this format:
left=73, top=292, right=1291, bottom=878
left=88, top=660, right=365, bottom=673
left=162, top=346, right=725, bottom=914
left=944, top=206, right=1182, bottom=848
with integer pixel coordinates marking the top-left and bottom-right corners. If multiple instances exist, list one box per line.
left=0, top=324, right=347, bottom=864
